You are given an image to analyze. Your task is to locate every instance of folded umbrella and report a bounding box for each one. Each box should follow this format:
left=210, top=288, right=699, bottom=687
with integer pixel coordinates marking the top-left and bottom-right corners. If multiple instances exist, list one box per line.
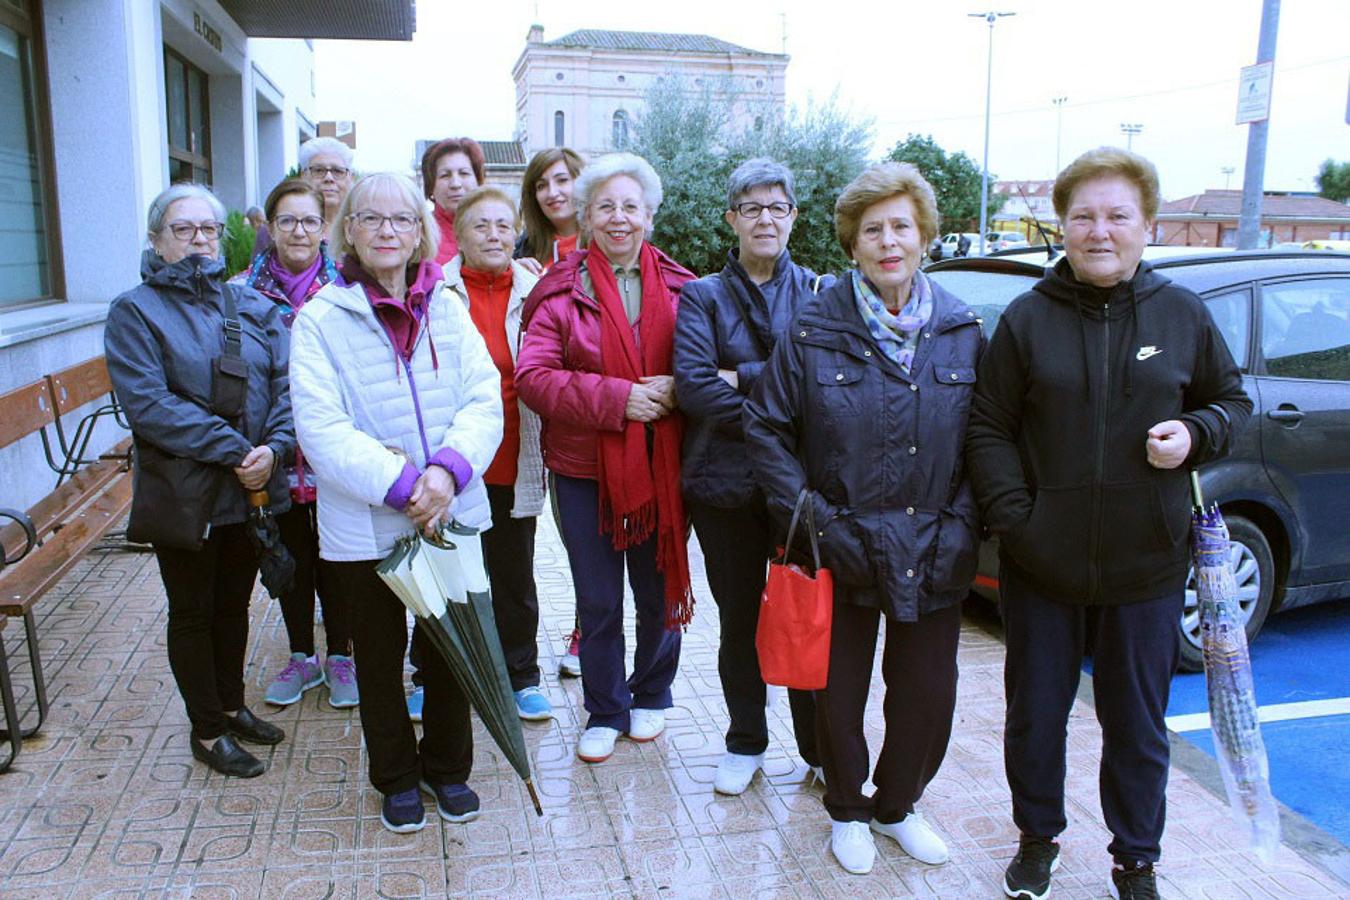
left=1190, top=471, right=1279, bottom=861
left=377, top=522, right=543, bottom=816
left=246, top=489, right=295, bottom=599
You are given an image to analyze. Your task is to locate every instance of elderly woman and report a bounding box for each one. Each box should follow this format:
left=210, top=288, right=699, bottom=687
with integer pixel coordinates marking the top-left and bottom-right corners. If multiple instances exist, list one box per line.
left=516, top=152, right=695, bottom=765
left=674, top=158, right=832, bottom=795
left=966, top=148, right=1251, bottom=900
left=440, top=186, right=551, bottom=721
left=744, top=162, right=983, bottom=875
left=105, top=184, right=293, bottom=778
left=230, top=179, right=355, bottom=710
left=289, top=172, right=503, bottom=834
left=420, top=137, right=485, bottom=265
left=299, top=137, right=355, bottom=240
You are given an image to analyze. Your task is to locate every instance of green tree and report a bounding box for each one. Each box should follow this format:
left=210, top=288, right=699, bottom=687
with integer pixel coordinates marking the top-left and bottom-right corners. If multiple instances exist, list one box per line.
left=1315, top=159, right=1350, bottom=203
left=885, top=134, right=1003, bottom=231
left=624, top=76, right=872, bottom=277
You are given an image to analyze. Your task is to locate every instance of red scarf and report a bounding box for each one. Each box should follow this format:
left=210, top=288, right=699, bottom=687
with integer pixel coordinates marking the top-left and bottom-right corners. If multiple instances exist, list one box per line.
left=590, top=243, right=693, bottom=630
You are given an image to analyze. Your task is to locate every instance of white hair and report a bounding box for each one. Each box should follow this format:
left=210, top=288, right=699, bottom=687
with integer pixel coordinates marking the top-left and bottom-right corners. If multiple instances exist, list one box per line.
left=146, top=183, right=227, bottom=240
left=328, top=172, right=440, bottom=265
left=574, top=153, right=663, bottom=232
left=299, top=136, right=354, bottom=169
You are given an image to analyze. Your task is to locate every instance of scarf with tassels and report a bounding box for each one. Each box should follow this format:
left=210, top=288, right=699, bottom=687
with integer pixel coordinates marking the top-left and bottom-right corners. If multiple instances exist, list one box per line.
left=589, top=243, right=694, bottom=630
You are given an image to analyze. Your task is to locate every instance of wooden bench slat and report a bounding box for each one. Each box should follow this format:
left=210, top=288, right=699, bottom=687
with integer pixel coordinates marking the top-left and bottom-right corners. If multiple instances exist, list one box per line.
left=47, top=357, right=114, bottom=416
left=0, top=381, right=56, bottom=451
left=0, top=440, right=132, bottom=560
left=0, top=475, right=134, bottom=616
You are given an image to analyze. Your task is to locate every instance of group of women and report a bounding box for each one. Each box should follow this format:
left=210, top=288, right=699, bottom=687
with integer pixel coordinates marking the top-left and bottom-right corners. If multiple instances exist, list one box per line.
left=104, top=135, right=1250, bottom=898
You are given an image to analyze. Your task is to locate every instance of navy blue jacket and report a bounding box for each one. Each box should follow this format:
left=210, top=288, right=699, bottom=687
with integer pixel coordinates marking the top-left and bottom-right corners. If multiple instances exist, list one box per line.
left=743, top=274, right=985, bottom=621
left=674, top=249, right=832, bottom=508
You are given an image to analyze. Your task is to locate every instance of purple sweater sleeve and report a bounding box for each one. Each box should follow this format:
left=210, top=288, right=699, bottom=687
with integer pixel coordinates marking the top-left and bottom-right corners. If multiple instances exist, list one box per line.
left=428, top=447, right=472, bottom=493
left=383, top=461, right=420, bottom=511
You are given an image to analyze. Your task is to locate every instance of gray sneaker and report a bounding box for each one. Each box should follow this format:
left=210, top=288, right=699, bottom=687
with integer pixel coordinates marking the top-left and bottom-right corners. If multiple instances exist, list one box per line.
left=324, top=654, right=359, bottom=708
left=265, top=653, right=323, bottom=706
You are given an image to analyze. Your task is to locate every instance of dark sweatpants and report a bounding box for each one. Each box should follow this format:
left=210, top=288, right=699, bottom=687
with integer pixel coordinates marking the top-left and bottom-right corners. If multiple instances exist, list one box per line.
left=688, top=499, right=818, bottom=766
left=483, top=484, right=541, bottom=691
left=154, top=523, right=258, bottom=741
left=817, top=600, right=962, bottom=823
left=325, top=559, right=473, bottom=795
left=1001, top=566, right=1180, bottom=864
left=554, top=473, right=681, bottom=732
left=275, top=501, right=351, bottom=657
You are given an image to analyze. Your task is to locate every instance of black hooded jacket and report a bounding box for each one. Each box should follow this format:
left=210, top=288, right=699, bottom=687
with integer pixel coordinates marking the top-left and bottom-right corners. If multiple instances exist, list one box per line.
left=965, top=257, right=1252, bottom=606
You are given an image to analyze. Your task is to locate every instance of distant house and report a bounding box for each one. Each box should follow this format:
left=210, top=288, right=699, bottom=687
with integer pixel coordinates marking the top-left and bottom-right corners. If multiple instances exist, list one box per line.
left=1155, top=190, right=1350, bottom=248
left=992, top=179, right=1059, bottom=239
left=511, top=25, right=788, bottom=161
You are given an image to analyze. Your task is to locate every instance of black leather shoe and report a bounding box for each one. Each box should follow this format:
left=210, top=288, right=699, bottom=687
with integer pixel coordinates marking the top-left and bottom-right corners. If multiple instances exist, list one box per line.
left=190, top=734, right=265, bottom=778
left=226, top=706, right=285, bottom=745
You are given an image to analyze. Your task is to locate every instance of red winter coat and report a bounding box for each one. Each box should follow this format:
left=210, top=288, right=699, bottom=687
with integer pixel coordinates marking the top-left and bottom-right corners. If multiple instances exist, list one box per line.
left=515, top=245, right=695, bottom=480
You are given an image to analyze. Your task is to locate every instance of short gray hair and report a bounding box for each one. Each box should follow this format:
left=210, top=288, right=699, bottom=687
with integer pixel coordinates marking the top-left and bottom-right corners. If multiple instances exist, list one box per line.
left=574, top=153, right=662, bottom=234
left=146, top=183, right=227, bottom=239
left=299, top=136, right=354, bottom=170
left=726, top=157, right=797, bottom=209
left=328, top=172, right=439, bottom=265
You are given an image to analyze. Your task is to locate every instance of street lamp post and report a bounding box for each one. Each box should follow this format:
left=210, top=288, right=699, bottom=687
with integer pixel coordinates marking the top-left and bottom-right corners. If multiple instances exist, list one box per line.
left=971, top=10, right=1015, bottom=258
left=1120, top=122, right=1143, bottom=150
left=1052, top=96, right=1067, bottom=176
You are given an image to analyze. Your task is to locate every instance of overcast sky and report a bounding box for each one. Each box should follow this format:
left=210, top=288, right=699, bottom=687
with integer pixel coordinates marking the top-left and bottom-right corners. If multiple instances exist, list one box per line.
left=314, top=0, right=1350, bottom=201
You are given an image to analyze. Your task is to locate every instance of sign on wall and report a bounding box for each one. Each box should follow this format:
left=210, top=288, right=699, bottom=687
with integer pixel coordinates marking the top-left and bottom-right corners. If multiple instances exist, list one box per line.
left=1235, top=62, right=1274, bottom=125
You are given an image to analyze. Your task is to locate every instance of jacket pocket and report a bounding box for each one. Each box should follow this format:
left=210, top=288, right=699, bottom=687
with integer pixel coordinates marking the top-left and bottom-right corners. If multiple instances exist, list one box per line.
left=1005, top=485, right=1092, bottom=597
left=814, top=364, right=867, bottom=418
left=1098, top=479, right=1187, bottom=591
left=931, top=365, right=976, bottom=419
left=930, top=509, right=979, bottom=594
left=811, top=499, right=874, bottom=588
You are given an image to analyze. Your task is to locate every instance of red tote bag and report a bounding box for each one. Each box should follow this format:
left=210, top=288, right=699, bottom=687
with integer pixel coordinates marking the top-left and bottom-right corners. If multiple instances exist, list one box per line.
left=756, top=489, right=834, bottom=690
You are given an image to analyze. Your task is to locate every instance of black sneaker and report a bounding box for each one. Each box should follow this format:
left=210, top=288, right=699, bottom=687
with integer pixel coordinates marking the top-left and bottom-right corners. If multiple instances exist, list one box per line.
left=420, top=779, right=481, bottom=823
left=1108, top=861, right=1158, bottom=900
left=1004, top=836, right=1061, bottom=899
left=380, top=788, right=426, bottom=834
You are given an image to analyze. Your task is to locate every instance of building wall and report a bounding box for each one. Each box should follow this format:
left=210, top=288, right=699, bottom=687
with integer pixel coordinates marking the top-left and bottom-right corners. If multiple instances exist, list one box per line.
left=1157, top=220, right=1350, bottom=247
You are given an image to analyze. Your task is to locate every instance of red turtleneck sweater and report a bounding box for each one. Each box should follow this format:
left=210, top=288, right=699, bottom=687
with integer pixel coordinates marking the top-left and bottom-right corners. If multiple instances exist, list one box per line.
left=434, top=205, right=458, bottom=265
left=463, top=265, right=519, bottom=485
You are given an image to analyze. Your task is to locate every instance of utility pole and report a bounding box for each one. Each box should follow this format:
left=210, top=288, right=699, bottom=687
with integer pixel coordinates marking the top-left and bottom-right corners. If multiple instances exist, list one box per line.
left=1120, top=123, right=1143, bottom=150
left=780, top=13, right=787, bottom=55
left=1238, top=0, right=1281, bottom=249
left=971, top=11, right=1015, bottom=257
left=1052, top=96, right=1067, bottom=176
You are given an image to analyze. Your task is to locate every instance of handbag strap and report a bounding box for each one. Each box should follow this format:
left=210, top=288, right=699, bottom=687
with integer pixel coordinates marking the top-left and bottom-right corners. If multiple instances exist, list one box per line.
left=221, top=284, right=244, bottom=365
left=781, top=488, right=822, bottom=571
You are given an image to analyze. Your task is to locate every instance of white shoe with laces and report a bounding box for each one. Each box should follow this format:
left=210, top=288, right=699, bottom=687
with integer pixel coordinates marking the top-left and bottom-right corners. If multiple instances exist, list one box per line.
left=871, top=811, right=949, bottom=865
left=576, top=726, right=620, bottom=763
left=628, top=708, right=665, bottom=741
left=713, top=751, right=764, bottom=795
left=831, top=820, right=876, bottom=874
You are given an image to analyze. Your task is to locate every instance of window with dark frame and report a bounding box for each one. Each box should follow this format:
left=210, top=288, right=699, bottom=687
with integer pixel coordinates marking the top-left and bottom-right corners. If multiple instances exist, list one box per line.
left=164, top=46, right=211, bottom=186
left=0, top=0, right=62, bottom=308
left=553, top=110, right=564, bottom=147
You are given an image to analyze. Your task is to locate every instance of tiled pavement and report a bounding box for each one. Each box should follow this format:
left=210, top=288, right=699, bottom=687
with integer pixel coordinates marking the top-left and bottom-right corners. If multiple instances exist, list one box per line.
left=0, top=514, right=1347, bottom=899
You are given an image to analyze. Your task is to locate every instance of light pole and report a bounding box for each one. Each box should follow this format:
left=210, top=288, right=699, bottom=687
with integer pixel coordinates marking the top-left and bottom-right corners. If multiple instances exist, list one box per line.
left=971, top=10, right=1015, bottom=257
left=1052, top=96, right=1067, bottom=176
left=1120, top=123, right=1143, bottom=150
left=1221, top=166, right=1236, bottom=190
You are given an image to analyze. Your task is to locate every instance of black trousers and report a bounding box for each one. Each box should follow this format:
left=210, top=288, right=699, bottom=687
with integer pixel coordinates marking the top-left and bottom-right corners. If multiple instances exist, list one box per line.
left=154, top=523, right=259, bottom=741
left=818, top=600, right=961, bottom=823
left=688, top=499, right=818, bottom=765
left=326, top=559, right=473, bottom=795
left=483, top=484, right=541, bottom=691
left=1001, top=567, right=1179, bottom=864
left=275, top=501, right=351, bottom=657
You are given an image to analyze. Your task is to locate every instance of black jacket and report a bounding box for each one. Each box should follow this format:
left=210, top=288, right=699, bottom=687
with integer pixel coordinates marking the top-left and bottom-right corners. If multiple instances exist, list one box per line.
left=105, top=252, right=294, bottom=527
left=744, top=274, right=985, bottom=622
left=965, top=257, right=1253, bottom=605
left=675, top=249, right=832, bottom=508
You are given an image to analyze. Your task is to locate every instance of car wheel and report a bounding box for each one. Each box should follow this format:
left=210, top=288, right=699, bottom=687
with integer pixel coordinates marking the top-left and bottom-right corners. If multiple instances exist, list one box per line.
left=1177, top=514, right=1275, bottom=673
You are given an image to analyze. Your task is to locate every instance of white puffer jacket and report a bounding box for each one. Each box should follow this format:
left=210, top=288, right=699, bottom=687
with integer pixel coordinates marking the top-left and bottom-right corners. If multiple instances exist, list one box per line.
left=441, top=255, right=545, bottom=519
left=290, top=276, right=503, bottom=561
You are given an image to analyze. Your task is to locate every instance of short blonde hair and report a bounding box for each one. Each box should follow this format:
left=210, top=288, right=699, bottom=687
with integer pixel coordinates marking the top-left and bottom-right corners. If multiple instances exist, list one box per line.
left=1053, top=147, right=1160, bottom=222
left=452, top=186, right=519, bottom=246
left=329, top=172, right=438, bottom=264
left=834, top=162, right=940, bottom=256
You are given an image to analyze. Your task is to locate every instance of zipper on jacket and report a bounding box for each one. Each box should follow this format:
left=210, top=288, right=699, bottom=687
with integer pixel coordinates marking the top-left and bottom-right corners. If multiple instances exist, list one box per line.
left=402, top=357, right=433, bottom=463
left=1088, top=303, right=1109, bottom=602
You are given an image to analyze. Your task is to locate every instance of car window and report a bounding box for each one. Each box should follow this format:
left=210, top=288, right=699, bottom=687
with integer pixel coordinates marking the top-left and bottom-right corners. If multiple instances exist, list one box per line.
left=1260, top=278, right=1350, bottom=381
left=926, top=270, right=1040, bottom=339
left=1203, top=289, right=1251, bottom=371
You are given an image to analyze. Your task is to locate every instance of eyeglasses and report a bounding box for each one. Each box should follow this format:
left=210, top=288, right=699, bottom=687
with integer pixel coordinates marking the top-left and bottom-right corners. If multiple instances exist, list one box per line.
left=349, top=211, right=421, bottom=233
left=306, top=165, right=350, bottom=179
left=593, top=201, right=643, bottom=217
left=274, top=214, right=325, bottom=234
left=733, top=202, right=793, bottom=220
left=164, top=220, right=223, bottom=241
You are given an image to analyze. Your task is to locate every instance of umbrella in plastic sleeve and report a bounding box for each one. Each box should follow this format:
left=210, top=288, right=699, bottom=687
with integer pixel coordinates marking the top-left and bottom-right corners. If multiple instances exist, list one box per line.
left=245, top=489, right=295, bottom=598
left=376, top=521, right=543, bottom=816
left=1190, top=471, right=1279, bottom=861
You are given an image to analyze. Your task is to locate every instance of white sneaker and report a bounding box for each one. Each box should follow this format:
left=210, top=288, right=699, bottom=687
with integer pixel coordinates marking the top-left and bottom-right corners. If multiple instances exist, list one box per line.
left=713, top=751, right=764, bottom=795
left=831, top=820, right=876, bottom=874
left=576, top=726, right=620, bottom=763
left=809, top=765, right=826, bottom=788
left=628, top=708, right=665, bottom=741
left=871, top=811, right=949, bottom=865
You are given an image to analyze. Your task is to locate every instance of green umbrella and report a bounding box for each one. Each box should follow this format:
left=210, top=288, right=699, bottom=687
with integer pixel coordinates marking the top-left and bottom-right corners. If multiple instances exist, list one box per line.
left=377, top=522, right=542, bottom=816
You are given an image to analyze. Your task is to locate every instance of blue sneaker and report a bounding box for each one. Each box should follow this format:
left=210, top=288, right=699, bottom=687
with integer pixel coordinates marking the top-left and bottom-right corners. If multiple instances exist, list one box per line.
left=380, top=788, right=426, bottom=833
left=419, top=780, right=480, bottom=823
left=265, top=653, right=323, bottom=706
left=514, top=686, right=552, bottom=721
left=407, top=686, right=424, bottom=723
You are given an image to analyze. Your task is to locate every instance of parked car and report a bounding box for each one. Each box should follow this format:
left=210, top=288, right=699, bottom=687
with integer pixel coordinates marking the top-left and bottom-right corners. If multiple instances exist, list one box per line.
left=928, top=249, right=1350, bottom=671
left=984, top=231, right=1030, bottom=253
left=939, top=232, right=981, bottom=258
